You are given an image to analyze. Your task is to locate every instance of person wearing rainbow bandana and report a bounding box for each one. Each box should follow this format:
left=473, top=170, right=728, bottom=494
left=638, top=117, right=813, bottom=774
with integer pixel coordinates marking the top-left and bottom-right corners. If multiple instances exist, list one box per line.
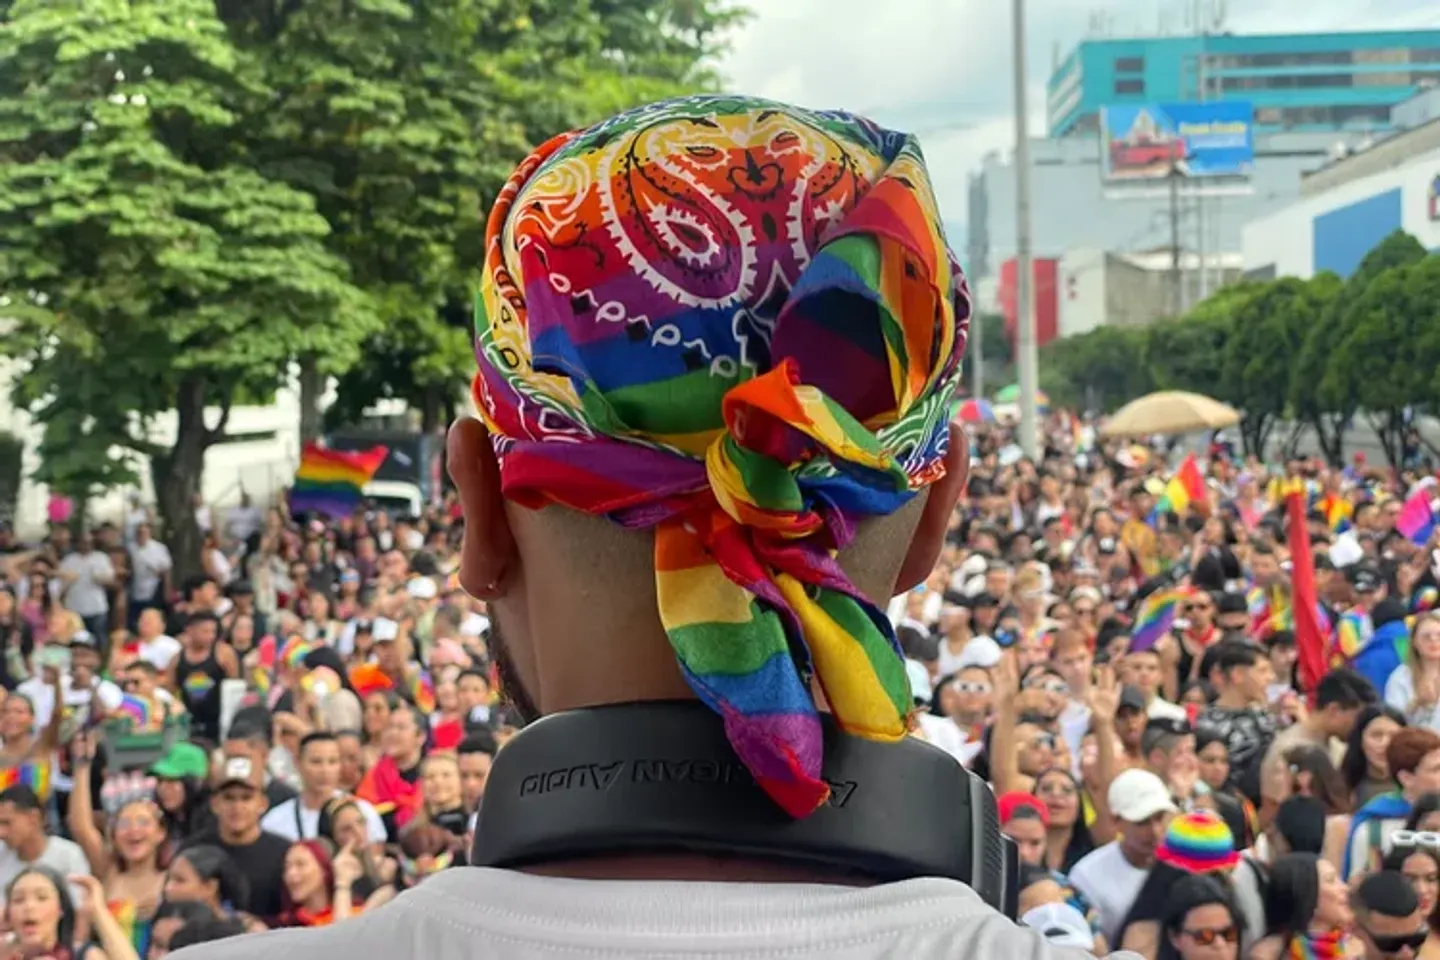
left=180, top=96, right=1096, bottom=958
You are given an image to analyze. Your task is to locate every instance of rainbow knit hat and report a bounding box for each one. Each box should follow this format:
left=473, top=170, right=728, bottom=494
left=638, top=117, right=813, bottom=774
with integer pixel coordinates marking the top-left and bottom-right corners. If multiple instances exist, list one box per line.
left=1155, top=810, right=1240, bottom=873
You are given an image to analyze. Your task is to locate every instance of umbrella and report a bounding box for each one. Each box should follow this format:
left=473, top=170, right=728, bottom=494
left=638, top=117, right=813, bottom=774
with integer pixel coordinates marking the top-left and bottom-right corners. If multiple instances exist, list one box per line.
left=994, top=384, right=1049, bottom=410
left=956, top=398, right=995, bottom=424
left=1101, top=390, right=1241, bottom=438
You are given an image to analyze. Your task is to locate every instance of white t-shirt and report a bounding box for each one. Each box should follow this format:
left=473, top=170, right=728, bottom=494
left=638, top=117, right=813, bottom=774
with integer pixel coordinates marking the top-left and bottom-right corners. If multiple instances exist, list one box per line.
left=129, top=539, right=173, bottom=601
left=139, top=634, right=183, bottom=671
left=913, top=713, right=978, bottom=766
left=18, top=675, right=124, bottom=793
left=59, top=551, right=114, bottom=618
left=1067, top=841, right=1150, bottom=943
left=226, top=505, right=262, bottom=543
left=170, top=866, right=1116, bottom=959
left=1385, top=664, right=1440, bottom=731
left=261, top=793, right=387, bottom=844
left=0, top=837, right=91, bottom=909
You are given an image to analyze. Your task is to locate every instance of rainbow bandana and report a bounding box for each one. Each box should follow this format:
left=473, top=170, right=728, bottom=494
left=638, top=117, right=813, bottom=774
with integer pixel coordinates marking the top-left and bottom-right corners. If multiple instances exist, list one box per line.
left=473, top=95, right=970, bottom=817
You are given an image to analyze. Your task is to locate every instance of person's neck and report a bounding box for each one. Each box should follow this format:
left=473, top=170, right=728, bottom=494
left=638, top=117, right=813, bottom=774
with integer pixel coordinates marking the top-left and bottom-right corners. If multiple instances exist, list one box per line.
left=1216, top=689, right=1249, bottom=710
left=300, top=786, right=333, bottom=809
left=1118, top=844, right=1151, bottom=870
left=1045, top=827, right=1072, bottom=869
left=15, top=834, right=46, bottom=862
left=1303, top=713, right=1329, bottom=739
left=3, top=732, right=33, bottom=755
left=301, top=889, right=331, bottom=915
left=945, top=628, right=971, bottom=650
left=220, top=823, right=261, bottom=846
left=951, top=709, right=985, bottom=730
left=393, top=751, right=421, bottom=772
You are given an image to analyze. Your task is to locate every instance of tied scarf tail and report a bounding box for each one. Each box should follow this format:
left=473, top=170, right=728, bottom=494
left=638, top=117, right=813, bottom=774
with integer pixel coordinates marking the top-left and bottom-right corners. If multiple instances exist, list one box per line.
left=655, top=364, right=918, bottom=818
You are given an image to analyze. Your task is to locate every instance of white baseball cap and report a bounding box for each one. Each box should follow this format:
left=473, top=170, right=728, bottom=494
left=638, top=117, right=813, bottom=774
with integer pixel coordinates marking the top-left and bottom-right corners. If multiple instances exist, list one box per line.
left=955, top=636, right=1002, bottom=671
left=1021, top=902, right=1094, bottom=949
left=1107, top=768, right=1177, bottom=823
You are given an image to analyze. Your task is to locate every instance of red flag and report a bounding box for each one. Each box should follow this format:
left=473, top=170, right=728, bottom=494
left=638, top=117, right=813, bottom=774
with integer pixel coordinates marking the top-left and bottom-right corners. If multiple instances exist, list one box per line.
left=1286, top=482, right=1326, bottom=697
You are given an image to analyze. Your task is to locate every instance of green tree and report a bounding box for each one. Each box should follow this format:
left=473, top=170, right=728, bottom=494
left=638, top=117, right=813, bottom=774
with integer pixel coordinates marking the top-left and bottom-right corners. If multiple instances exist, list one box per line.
left=318, top=0, right=748, bottom=431
left=1329, top=254, right=1440, bottom=467
left=1277, top=272, right=1343, bottom=462
left=0, top=0, right=371, bottom=576
left=1221, top=277, right=1333, bottom=458
left=1143, top=283, right=1255, bottom=400
left=1039, top=325, right=1151, bottom=413
left=1301, top=231, right=1427, bottom=465
left=961, top=313, right=1013, bottom=394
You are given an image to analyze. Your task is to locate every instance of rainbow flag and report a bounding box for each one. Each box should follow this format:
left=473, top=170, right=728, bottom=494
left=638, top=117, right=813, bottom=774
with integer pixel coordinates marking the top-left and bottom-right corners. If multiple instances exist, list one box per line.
left=115, top=694, right=163, bottom=733
left=1319, top=493, right=1353, bottom=533
left=107, top=899, right=151, bottom=956
left=411, top=671, right=436, bottom=714
left=1131, top=588, right=1185, bottom=652
left=1156, top=454, right=1207, bottom=517
left=289, top=443, right=389, bottom=519
left=0, top=761, right=50, bottom=802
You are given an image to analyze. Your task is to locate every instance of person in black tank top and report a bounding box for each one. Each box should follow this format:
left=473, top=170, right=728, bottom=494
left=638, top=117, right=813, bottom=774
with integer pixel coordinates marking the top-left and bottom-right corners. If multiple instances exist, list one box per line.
left=168, top=612, right=238, bottom=743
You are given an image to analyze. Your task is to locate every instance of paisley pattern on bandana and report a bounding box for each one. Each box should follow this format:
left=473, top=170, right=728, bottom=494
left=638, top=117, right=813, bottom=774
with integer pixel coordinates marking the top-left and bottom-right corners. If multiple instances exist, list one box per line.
left=472, top=95, right=970, bottom=817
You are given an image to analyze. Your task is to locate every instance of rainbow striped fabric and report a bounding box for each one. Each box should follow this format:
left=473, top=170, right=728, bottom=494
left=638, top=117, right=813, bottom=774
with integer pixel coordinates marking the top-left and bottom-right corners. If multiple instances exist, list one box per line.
left=472, top=96, right=970, bottom=817
left=0, top=760, right=50, bottom=802
left=289, top=443, right=389, bottom=519
left=1131, top=587, right=1185, bottom=651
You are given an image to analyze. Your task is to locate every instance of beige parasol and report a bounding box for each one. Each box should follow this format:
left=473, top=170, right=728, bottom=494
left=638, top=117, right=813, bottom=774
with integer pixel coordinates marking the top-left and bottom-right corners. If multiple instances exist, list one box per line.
left=1100, top=390, right=1241, bottom=438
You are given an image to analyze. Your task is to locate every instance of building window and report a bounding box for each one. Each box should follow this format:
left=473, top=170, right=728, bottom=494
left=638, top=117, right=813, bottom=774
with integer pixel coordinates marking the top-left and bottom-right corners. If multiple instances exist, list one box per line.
left=1114, top=56, right=1144, bottom=73
left=1114, top=78, right=1144, bottom=95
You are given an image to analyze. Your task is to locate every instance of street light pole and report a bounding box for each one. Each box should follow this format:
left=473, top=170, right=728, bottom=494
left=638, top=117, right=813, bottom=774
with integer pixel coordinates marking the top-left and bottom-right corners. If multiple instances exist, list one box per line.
left=1012, top=0, right=1040, bottom=458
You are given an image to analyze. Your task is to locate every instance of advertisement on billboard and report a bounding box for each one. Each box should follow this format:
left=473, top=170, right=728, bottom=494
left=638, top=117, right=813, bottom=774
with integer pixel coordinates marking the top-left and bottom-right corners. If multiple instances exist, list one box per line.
left=1101, top=102, right=1254, bottom=182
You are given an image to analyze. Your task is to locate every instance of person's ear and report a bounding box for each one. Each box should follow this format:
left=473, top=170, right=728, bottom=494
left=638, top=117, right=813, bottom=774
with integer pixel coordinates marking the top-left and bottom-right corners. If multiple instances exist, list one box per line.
left=895, top=421, right=970, bottom=593
left=447, top=417, right=519, bottom=602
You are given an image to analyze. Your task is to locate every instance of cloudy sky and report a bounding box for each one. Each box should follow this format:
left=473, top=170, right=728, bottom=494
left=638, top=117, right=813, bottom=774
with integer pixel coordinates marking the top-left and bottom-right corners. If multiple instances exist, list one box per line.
left=718, top=0, right=1440, bottom=246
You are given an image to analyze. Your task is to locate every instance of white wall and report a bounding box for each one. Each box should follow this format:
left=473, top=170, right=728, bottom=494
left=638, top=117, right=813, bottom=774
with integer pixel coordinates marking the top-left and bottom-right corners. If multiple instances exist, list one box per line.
left=1057, top=247, right=1109, bottom=338
left=1243, top=144, right=1440, bottom=279
left=0, top=359, right=311, bottom=538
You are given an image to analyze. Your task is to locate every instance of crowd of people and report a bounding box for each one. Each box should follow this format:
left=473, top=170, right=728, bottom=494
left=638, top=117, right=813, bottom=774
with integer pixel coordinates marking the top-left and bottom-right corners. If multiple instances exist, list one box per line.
left=0, top=496, right=503, bottom=958
left=2, top=91, right=1440, bottom=959
left=1, top=416, right=1438, bottom=959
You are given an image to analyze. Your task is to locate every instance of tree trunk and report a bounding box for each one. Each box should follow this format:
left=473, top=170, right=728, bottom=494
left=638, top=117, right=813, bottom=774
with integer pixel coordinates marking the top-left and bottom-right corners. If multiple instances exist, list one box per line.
left=152, top=376, right=225, bottom=587
left=1368, top=411, right=1404, bottom=470
left=420, top=385, right=441, bottom=434
left=1316, top=415, right=1344, bottom=466
left=298, top=356, right=324, bottom=445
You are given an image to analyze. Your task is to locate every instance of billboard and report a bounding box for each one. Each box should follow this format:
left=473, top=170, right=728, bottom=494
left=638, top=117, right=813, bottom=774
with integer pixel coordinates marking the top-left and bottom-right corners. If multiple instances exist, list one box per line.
left=1101, top=102, right=1254, bottom=182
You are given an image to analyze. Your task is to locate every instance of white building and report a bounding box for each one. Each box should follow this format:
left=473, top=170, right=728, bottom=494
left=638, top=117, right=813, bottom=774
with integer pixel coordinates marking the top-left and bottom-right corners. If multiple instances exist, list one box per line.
left=1242, top=93, right=1440, bottom=278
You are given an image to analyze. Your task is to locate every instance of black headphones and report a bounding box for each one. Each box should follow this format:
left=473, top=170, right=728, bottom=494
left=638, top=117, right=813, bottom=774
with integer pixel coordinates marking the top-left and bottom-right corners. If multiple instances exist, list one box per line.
left=471, top=701, right=1017, bottom=917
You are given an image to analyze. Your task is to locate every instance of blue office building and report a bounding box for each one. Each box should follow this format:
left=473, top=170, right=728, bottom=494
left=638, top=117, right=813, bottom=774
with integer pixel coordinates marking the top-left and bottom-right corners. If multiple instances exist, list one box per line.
left=1048, top=30, right=1440, bottom=137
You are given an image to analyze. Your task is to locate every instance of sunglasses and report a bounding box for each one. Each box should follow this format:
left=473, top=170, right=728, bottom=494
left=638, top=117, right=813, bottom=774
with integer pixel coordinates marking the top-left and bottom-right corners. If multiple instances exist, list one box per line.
left=954, top=680, right=992, bottom=694
left=1182, top=926, right=1239, bottom=946
left=1028, top=733, right=1057, bottom=751
left=1182, top=603, right=1212, bottom=613
left=1025, top=679, right=1070, bottom=696
left=1363, top=928, right=1428, bottom=955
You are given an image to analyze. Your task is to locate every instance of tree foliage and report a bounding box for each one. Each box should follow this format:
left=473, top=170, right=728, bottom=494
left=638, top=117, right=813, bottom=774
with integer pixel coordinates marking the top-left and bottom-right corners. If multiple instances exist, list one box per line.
left=0, top=0, right=742, bottom=572
left=1038, top=229, right=1438, bottom=466
left=0, top=0, right=372, bottom=574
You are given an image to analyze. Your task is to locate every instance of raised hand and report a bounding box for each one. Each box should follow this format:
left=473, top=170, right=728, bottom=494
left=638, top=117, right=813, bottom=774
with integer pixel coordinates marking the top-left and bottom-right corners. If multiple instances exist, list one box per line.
left=1087, top=665, right=1120, bottom=724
